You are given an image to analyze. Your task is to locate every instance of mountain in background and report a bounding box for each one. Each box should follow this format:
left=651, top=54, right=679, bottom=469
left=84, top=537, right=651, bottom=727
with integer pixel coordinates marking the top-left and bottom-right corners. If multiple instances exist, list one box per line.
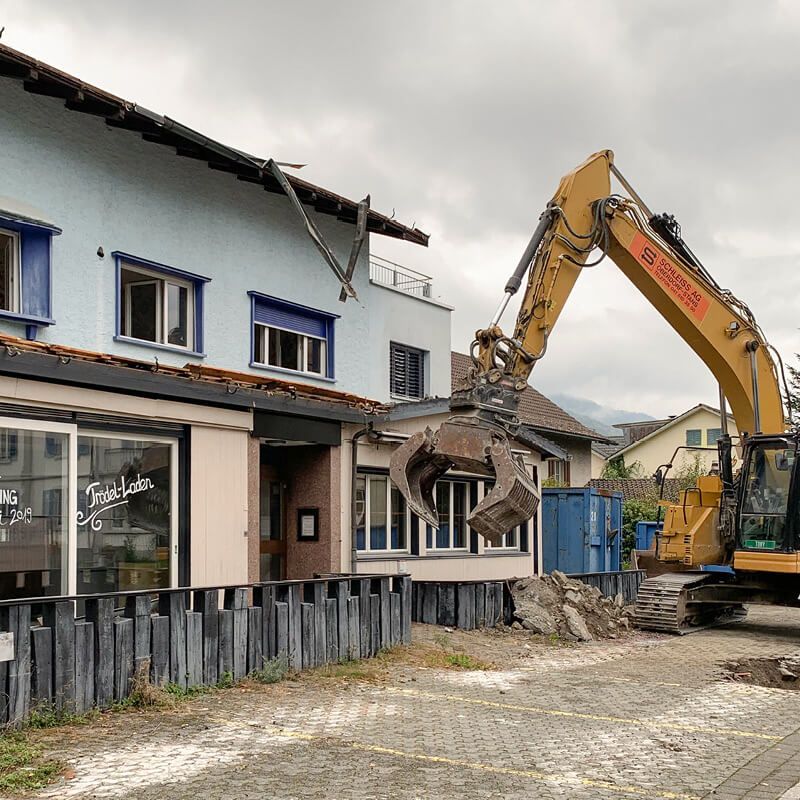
left=546, top=392, right=655, bottom=437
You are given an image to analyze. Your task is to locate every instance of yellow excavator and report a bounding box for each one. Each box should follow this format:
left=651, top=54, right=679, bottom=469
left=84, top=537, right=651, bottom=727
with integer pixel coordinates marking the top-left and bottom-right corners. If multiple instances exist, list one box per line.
left=390, top=150, right=798, bottom=633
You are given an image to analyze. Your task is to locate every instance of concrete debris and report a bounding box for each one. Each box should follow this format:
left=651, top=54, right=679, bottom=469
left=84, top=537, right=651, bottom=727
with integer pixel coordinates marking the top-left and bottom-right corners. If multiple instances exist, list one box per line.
left=511, top=573, right=635, bottom=640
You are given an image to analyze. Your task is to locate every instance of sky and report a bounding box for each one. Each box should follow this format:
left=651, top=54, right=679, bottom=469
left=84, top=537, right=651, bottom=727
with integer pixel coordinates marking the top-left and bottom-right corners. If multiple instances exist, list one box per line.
left=1, top=1, right=798, bottom=418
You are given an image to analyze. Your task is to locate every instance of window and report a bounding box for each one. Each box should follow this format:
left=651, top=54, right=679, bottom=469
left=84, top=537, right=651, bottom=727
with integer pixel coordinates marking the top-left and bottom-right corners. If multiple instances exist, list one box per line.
left=0, top=212, right=60, bottom=326
left=0, top=229, right=20, bottom=313
left=707, top=428, right=722, bottom=444
left=355, top=473, right=408, bottom=552
left=426, top=480, right=469, bottom=549
left=686, top=429, right=702, bottom=446
left=0, top=430, right=18, bottom=463
left=120, top=264, right=195, bottom=350
left=250, top=293, right=337, bottom=379
left=390, top=343, right=425, bottom=399
left=547, top=459, right=571, bottom=486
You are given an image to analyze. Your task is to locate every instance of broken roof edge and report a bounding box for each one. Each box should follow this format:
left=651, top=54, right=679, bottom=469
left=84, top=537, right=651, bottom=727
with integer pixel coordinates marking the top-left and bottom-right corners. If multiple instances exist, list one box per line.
left=0, top=42, right=428, bottom=247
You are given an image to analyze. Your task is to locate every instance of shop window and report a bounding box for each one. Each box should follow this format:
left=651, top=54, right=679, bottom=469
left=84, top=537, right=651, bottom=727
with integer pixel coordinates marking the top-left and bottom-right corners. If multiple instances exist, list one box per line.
left=0, top=423, right=71, bottom=601
left=390, top=343, right=425, bottom=400
left=76, top=434, right=177, bottom=595
left=114, top=253, right=208, bottom=354
left=250, top=292, right=337, bottom=379
left=355, top=473, right=408, bottom=553
left=686, top=429, right=702, bottom=446
left=0, top=212, right=60, bottom=326
left=426, top=480, right=469, bottom=550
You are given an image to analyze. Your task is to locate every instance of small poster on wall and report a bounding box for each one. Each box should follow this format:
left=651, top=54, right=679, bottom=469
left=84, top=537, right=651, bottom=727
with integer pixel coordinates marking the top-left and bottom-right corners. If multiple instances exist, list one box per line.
left=297, top=508, right=319, bottom=541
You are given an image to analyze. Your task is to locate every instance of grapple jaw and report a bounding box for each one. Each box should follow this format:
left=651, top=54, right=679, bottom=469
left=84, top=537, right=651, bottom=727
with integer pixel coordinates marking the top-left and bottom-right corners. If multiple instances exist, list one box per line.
left=389, top=418, right=540, bottom=545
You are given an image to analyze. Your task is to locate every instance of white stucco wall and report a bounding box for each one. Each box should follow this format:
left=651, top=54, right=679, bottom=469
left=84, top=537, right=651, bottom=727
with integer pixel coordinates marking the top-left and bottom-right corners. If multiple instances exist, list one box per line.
left=0, top=81, right=444, bottom=403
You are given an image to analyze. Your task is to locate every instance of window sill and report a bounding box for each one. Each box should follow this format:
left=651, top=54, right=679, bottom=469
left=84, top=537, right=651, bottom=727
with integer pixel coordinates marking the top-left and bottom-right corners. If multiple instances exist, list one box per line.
left=357, top=550, right=530, bottom=560
left=356, top=550, right=411, bottom=559
left=249, top=361, right=335, bottom=383
left=114, top=335, right=206, bottom=358
left=390, top=393, right=424, bottom=403
left=0, top=309, right=55, bottom=326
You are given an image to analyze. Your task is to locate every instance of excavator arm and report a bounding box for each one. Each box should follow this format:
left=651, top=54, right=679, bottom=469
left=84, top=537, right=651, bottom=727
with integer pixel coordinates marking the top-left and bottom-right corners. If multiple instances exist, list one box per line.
left=391, top=150, right=787, bottom=543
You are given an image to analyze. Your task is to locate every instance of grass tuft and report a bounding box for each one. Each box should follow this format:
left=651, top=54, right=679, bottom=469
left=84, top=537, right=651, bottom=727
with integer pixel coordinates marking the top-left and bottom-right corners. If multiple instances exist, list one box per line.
left=0, top=732, right=64, bottom=793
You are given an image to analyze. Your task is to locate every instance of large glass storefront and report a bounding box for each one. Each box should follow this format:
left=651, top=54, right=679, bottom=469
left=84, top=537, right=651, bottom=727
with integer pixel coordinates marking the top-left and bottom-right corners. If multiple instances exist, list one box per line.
left=0, top=418, right=179, bottom=601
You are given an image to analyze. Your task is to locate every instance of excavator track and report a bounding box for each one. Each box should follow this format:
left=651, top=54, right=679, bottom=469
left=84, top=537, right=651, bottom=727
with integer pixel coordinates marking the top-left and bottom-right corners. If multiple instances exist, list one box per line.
left=635, top=573, right=747, bottom=634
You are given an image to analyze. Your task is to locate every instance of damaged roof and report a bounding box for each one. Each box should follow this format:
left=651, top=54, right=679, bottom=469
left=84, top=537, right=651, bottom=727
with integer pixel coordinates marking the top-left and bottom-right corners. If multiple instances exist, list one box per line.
left=0, top=333, right=388, bottom=421
left=0, top=43, right=428, bottom=247
left=450, top=352, right=606, bottom=441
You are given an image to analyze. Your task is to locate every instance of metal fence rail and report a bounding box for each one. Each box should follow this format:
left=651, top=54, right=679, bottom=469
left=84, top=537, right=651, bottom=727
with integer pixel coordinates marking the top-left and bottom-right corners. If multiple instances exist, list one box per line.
left=0, top=574, right=412, bottom=727
left=369, top=256, right=432, bottom=298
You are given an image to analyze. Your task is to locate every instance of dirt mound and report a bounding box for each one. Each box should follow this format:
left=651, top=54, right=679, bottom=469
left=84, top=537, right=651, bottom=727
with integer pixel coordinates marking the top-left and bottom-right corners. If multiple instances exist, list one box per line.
left=510, top=571, right=634, bottom=641
left=723, top=656, right=800, bottom=690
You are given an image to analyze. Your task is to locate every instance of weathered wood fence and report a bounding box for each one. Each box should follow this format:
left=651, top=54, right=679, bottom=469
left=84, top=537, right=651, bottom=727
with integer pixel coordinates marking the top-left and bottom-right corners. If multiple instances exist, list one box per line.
left=411, top=581, right=510, bottom=630
left=569, top=570, right=646, bottom=604
left=0, top=574, right=411, bottom=727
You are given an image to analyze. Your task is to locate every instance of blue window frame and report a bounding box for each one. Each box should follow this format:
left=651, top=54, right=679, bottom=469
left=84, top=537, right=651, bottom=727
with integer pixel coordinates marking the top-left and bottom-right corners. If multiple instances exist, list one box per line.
left=0, top=210, right=61, bottom=331
left=112, top=252, right=209, bottom=357
left=686, top=429, right=702, bottom=447
left=249, top=291, right=338, bottom=380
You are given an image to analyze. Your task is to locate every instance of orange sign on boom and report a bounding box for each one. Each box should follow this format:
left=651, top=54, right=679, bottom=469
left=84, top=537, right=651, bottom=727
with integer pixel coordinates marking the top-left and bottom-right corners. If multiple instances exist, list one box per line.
left=629, top=233, right=710, bottom=322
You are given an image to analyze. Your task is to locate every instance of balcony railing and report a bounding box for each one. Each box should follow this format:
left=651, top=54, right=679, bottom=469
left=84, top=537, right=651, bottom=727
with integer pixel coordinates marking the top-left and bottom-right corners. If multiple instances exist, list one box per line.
left=369, top=255, right=432, bottom=298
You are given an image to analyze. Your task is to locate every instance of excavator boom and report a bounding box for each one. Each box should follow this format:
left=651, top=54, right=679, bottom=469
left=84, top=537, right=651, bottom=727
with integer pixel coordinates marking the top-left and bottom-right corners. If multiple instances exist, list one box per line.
left=391, top=150, right=787, bottom=545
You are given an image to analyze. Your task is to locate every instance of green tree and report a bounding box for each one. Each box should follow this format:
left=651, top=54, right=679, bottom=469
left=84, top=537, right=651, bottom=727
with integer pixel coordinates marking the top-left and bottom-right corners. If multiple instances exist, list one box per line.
left=621, top=496, right=659, bottom=565
left=788, top=353, right=800, bottom=423
left=601, top=455, right=645, bottom=479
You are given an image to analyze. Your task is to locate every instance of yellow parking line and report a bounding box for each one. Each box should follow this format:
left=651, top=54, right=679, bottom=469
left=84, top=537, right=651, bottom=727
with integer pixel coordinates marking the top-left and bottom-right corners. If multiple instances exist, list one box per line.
left=211, top=717, right=699, bottom=800
left=385, top=687, right=781, bottom=741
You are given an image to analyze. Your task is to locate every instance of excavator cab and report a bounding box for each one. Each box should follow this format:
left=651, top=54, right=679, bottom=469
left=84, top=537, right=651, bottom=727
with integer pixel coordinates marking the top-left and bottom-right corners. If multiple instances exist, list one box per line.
left=390, top=415, right=539, bottom=545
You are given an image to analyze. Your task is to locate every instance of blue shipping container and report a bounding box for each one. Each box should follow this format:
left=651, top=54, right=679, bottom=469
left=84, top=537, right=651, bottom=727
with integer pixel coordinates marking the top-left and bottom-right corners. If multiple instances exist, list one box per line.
left=542, top=487, right=623, bottom=574
left=635, top=520, right=662, bottom=551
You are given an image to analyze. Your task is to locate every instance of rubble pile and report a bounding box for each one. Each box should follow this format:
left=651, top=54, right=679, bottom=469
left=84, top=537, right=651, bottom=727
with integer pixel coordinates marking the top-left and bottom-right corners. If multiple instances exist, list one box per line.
left=510, top=570, right=635, bottom=641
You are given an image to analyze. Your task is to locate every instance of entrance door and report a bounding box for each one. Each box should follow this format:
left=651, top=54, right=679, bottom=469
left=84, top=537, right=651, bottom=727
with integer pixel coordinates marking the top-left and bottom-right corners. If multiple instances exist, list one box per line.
left=259, top=464, right=285, bottom=580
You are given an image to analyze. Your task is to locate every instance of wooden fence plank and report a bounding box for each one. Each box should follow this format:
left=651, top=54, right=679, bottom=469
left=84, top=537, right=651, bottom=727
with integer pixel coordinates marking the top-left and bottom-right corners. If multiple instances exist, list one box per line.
left=370, top=594, right=380, bottom=656
left=401, top=576, right=412, bottom=644
left=325, top=599, right=338, bottom=664
left=439, top=584, right=456, bottom=627
left=159, top=592, right=187, bottom=688
left=421, top=583, right=438, bottom=625
left=124, top=595, right=151, bottom=669
left=347, top=597, right=360, bottom=661
left=301, top=603, right=315, bottom=669
left=335, top=580, right=350, bottom=658
left=85, top=598, right=114, bottom=708
left=43, top=601, right=73, bottom=714
left=74, top=621, right=94, bottom=714
left=3, top=604, right=31, bottom=724
left=224, top=588, right=248, bottom=680
left=379, top=578, right=391, bottom=650
left=275, top=602, right=289, bottom=665
left=287, top=584, right=302, bottom=670
left=194, top=590, right=219, bottom=686
left=390, top=593, right=401, bottom=646
left=359, top=579, right=371, bottom=656
left=247, top=606, right=263, bottom=673
left=150, top=615, right=169, bottom=686
left=186, top=611, right=203, bottom=687
left=218, top=609, right=234, bottom=682
left=113, top=618, right=133, bottom=702
left=254, top=585, right=276, bottom=660
left=30, top=626, right=52, bottom=707
left=313, top=583, right=327, bottom=667
left=475, top=583, right=486, bottom=628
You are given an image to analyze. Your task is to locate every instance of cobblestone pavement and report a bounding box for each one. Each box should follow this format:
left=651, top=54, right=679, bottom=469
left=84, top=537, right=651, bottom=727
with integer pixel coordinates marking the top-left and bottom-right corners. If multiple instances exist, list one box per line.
left=20, top=606, right=800, bottom=800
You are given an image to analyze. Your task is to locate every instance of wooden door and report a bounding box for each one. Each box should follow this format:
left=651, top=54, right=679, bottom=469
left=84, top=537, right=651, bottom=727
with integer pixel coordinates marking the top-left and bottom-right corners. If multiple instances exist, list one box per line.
left=259, top=464, right=286, bottom=580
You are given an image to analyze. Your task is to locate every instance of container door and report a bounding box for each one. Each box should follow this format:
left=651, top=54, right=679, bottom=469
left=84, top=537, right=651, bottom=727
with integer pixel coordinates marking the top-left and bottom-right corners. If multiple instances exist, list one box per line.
left=542, top=492, right=559, bottom=573
left=588, top=493, right=602, bottom=572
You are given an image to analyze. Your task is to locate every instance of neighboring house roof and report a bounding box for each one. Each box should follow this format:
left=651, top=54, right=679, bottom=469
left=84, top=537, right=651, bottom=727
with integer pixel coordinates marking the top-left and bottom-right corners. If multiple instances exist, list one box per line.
left=610, top=403, right=734, bottom=461
left=450, top=352, right=606, bottom=441
left=587, top=478, right=682, bottom=504
left=592, top=437, right=625, bottom=459
left=0, top=43, right=427, bottom=247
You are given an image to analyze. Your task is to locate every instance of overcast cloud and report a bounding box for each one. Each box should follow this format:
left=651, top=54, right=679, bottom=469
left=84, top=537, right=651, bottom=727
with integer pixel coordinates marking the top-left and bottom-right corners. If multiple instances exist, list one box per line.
left=2, top=1, right=798, bottom=418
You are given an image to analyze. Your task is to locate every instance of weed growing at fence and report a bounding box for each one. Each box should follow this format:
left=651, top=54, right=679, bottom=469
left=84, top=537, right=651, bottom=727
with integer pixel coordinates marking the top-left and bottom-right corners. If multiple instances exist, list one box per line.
left=27, top=704, right=98, bottom=729
left=0, top=732, right=64, bottom=793
left=248, top=657, right=288, bottom=685
left=217, top=671, right=235, bottom=689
